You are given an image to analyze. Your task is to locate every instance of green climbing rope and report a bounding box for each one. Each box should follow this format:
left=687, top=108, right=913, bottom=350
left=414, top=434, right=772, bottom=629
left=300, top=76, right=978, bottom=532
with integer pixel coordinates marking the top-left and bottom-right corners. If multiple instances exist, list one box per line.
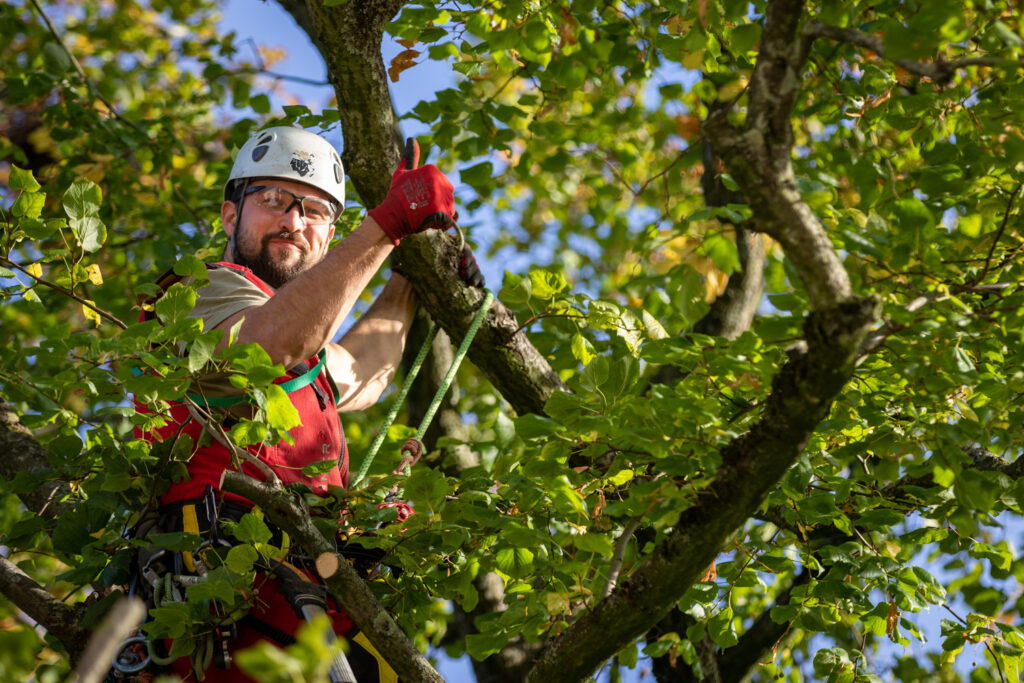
left=349, top=289, right=494, bottom=488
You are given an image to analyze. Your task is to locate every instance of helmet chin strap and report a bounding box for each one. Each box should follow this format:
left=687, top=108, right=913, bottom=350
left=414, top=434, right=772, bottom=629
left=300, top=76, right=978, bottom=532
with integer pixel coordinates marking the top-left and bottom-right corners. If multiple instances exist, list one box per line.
left=230, top=178, right=251, bottom=261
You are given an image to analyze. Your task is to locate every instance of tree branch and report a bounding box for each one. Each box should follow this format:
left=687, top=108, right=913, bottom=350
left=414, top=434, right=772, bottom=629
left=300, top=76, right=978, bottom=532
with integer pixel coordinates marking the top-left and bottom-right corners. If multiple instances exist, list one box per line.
left=394, top=230, right=569, bottom=416
left=803, top=21, right=1009, bottom=84
left=220, top=469, right=444, bottom=683
left=704, top=0, right=852, bottom=310
left=70, top=597, right=146, bottom=683
left=0, top=256, right=128, bottom=329
left=525, top=297, right=879, bottom=681
left=0, top=401, right=74, bottom=518
left=0, top=556, right=89, bottom=658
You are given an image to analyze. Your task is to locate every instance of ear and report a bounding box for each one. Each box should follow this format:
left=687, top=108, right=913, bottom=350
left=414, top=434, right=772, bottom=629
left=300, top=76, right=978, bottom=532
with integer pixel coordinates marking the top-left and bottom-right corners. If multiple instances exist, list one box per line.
left=221, top=201, right=238, bottom=238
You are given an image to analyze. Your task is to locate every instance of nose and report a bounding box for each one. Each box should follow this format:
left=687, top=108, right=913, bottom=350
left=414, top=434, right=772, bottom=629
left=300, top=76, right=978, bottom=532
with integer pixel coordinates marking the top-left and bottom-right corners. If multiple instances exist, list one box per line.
left=279, top=204, right=305, bottom=233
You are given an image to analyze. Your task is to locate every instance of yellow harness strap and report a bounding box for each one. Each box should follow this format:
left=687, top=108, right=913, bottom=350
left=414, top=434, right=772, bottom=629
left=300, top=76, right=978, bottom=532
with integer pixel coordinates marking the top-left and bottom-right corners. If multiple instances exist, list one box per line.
left=353, top=631, right=399, bottom=683
left=181, top=503, right=200, bottom=572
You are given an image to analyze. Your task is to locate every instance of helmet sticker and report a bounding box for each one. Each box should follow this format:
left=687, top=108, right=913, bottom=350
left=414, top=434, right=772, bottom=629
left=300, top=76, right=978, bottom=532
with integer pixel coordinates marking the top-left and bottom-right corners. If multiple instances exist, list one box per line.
left=290, top=151, right=315, bottom=177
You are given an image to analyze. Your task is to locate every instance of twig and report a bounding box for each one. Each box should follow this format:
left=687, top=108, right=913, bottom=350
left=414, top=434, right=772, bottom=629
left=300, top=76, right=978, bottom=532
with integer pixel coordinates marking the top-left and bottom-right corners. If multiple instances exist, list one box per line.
left=602, top=516, right=642, bottom=598
left=804, top=21, right=1009, bottom=84
left=183, top=398, right=280, bottom=485
left=975, top=181, right=1022, bottom=284
left=0, top=256, right=128, bottom=329
left=69, top=597, right=146, bottom=683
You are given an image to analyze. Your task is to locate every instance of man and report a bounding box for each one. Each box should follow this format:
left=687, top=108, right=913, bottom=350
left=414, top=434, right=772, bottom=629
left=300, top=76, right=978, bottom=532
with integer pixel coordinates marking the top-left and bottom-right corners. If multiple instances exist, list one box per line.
left=136, top=126, right=469, bottom=681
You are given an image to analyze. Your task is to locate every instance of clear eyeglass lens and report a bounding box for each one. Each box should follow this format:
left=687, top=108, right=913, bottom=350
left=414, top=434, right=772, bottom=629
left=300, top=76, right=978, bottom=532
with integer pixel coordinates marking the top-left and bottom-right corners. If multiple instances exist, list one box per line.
left=254, top=187, right=334, bottom=223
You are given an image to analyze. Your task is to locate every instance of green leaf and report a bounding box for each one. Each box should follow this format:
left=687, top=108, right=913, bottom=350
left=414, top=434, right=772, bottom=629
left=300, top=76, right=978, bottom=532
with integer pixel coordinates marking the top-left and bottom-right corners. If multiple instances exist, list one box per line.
left=266, top=383, right=302, bottom=432
left=231, top=513, right=274, bottom=544
left=70, top=216, right=107, bottom=253
left=20, top=218, right=59, bottom=240
left=187, top=330, right=221, bottom=373
left=499, top=271, right=532, bottom=305
left=574, top=532, right=614, bottom=557
left=63, top=179, right=102, bottom=220
left=11, top=192, right=45, bottom=219
left=709, top=607, right=738, bottom=647
left=156, top=282, right=197, bottom=324
left=495, top=546, right=534, bottom=577
left=225, top=544, right=258, bottom=574
left=9, top=165, right=40, bottom=192
left=571, top=333, right=596, bottom=365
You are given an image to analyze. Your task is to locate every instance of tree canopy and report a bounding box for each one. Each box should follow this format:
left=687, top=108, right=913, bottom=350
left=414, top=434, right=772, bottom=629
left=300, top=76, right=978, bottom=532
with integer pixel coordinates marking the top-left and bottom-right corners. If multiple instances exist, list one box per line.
left=2, top=1, right=1024, bottom=681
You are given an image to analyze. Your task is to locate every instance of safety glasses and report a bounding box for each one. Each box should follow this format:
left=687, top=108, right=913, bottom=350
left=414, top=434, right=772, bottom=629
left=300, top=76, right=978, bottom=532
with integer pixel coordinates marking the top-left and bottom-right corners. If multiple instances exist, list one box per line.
left=243, top=185, right=338, bottom=225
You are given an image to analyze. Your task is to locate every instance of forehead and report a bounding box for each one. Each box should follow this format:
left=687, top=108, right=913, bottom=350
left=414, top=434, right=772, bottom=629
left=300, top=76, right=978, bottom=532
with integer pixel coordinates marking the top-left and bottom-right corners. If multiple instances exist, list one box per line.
left=255, top=178, right=334, bottom=202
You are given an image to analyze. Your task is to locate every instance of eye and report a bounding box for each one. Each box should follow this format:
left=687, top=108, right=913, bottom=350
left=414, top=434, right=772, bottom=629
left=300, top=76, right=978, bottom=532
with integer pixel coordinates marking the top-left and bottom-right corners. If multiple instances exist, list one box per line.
left=257, top=188, right=289, bottom=211
left=305, top=200, right=333, bottom=221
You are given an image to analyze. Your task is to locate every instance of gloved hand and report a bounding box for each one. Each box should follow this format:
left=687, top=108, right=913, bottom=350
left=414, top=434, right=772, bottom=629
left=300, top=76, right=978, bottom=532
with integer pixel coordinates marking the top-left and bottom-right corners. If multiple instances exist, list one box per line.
left=368, top=138, right=455, bottom=245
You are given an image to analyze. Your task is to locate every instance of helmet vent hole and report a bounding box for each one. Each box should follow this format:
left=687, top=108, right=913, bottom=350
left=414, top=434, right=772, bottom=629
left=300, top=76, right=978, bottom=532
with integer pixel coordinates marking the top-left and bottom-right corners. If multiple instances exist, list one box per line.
left=252, top=145, right=269, bottom=162
left=256, top=133, right=274, bottom=145
left=334, top=163, right=343, bottom=184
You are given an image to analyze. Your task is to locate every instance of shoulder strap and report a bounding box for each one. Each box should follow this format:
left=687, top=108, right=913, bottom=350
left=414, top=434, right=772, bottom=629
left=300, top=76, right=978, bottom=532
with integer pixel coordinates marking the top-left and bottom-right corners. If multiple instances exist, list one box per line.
left=185, top=349, right=328, bottom=408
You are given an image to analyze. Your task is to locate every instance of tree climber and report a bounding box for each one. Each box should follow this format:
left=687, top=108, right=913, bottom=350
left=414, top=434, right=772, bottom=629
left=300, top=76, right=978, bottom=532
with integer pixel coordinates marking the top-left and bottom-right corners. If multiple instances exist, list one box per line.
left=131, top=126, right=480, bottom=682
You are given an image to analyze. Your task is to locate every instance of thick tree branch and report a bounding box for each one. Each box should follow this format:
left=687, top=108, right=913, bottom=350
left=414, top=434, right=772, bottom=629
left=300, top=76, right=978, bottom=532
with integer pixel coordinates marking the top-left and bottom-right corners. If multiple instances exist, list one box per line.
left=803, top=21, right=1008, bottom=84
left=0, top=556, right=89, bottom=658
left=220, top=469, right=444, bottom=683
left=0, top=401, right=74, bottom=518
left=394, top=230, right=569, bottom=416
left=71, top=597, right=146, bottom=683
left=704, top=0, right=852, bottom=310
left=525, top=297, right=879, bottom=682
left=293, top=0, right=405, bottom=206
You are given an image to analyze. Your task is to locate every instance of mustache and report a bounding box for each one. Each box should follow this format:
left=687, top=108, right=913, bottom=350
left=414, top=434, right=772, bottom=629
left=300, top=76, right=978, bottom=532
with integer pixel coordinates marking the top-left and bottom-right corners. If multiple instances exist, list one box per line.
left=262, top=231, right=308, bottom=253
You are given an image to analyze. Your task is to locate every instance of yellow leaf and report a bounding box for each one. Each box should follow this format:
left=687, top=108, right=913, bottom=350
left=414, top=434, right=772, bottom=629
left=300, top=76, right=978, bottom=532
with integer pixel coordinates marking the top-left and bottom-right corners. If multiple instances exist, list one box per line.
left=82, top=301, right=102, bottom=325
left=25, top=262, right=42, bottom=278
left=682, top=48, right=705, bottom=70
left=85, top=263, right=103, bottom=285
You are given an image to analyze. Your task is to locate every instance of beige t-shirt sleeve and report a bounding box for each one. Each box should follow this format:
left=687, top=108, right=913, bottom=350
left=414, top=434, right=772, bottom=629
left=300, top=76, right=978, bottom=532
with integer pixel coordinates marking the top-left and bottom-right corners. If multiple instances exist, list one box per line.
left=189, top=266, right=270, bottom=331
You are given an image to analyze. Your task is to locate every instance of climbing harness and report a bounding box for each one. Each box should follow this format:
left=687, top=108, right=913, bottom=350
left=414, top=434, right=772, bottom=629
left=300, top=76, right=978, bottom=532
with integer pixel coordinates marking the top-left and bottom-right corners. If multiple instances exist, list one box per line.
left=349, top=286, right=494, bottom=488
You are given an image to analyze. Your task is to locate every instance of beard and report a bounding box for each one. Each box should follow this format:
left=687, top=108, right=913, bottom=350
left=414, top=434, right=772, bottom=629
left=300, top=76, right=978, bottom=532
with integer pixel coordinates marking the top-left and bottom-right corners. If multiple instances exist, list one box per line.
left=232, top=226, right=314, bottom=289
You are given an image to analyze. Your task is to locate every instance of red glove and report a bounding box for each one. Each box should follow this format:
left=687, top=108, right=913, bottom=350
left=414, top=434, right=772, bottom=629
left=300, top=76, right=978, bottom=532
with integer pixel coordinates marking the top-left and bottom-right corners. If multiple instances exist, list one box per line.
left=369, top=138, right=455, bottom=245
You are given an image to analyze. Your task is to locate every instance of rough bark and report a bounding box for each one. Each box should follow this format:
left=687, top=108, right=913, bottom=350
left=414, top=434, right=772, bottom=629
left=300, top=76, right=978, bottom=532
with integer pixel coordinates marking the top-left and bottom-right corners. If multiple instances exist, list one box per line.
left=0, top=400, right=73, bottom=518
left=703, top=0, right=851, bottom=310
left=394, top=230, right=568, bottom=416
left=221, top=470, right=444, bottom=683
left=0, top=556, right=89, bottom=659
left=285, top=0, right=405, bottom=206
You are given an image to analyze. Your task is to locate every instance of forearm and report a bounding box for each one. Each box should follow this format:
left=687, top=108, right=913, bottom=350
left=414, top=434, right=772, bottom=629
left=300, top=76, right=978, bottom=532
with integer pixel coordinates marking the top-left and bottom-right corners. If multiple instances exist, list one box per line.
left=226, top=218, right=393, bottom=367
left=329, top=276, right=418, bottom=411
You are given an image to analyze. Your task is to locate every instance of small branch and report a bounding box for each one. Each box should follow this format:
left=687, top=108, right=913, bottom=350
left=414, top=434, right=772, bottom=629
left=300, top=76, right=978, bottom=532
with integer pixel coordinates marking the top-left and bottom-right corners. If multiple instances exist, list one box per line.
left=184, top=398, right=279, bottom=485
left=69, top=597, right=146, bottom=683
left=220, top=470, right=444, bottom=683
left=602, top=517, right=642, bottom=598
left=976, top=182, right=1022, bottom=284
left=1, top=256, right=128, bottom=329
left=804, top=21, right=1009, bottom=84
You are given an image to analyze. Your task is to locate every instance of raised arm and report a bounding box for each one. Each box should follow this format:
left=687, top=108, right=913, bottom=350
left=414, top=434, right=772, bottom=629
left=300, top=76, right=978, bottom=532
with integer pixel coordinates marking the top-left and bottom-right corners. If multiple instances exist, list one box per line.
left=327, top=274, right=418, bottom=411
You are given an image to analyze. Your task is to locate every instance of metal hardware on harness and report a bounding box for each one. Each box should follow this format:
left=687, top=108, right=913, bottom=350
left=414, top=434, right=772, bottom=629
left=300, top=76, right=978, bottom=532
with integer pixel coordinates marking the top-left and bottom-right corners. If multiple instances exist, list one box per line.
left=110, top=635, right=151, bottom=678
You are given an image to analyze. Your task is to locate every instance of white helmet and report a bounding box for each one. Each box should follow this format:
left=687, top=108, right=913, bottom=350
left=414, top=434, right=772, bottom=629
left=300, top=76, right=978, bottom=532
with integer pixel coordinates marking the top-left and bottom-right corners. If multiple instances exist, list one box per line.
left=224, top=126, right=345, bottom=206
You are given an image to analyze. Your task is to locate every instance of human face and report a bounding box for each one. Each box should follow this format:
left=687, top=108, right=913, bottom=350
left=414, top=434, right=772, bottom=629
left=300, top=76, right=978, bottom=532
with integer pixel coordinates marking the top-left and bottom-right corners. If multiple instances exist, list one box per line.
left=222, top=179, right=337, bottom=288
